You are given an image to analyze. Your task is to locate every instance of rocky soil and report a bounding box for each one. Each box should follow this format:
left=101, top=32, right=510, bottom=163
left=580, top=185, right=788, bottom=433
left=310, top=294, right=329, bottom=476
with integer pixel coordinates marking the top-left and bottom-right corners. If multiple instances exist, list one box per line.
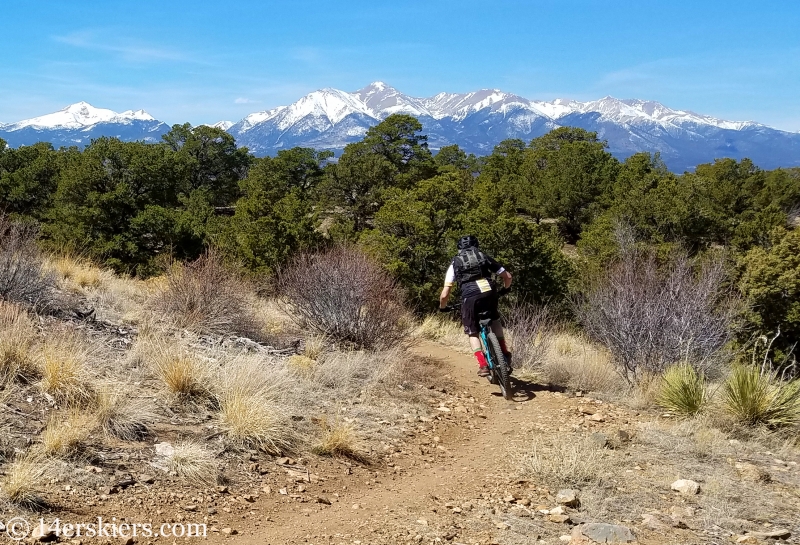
left=5, top=342, right=799, bottom=545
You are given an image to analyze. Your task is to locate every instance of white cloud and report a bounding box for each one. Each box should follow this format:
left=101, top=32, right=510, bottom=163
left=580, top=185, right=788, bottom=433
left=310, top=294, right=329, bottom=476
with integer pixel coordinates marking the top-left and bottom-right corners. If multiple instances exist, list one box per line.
left=53, top=30, right=204, bottom=65
left=234, top=97, right=257, bottom=104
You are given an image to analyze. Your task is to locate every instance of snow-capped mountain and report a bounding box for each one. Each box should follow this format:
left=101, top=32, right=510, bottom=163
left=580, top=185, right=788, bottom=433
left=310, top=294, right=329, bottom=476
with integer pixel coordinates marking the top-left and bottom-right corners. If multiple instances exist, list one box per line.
left=228, top=82, right=800, bottom=170
left=208, top=120, right=235, bottom=131
left=354, top=81, right=434, bottom=119
left=0, top=102, right=169, bottom=148
left=4, top=102, right=154, bottom=131
left=2, top=85, right=799, bottom=171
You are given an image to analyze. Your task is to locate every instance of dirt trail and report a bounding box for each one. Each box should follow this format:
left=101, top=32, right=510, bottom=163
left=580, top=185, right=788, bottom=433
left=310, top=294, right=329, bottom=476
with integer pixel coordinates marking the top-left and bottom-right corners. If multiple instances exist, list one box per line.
left=240, top=342, right=553, bottom=545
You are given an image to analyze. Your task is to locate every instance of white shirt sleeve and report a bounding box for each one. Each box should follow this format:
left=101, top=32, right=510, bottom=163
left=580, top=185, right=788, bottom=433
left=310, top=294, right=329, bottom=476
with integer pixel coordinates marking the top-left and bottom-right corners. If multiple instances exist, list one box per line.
left=496, top=267, right=506, bottom=274
left=444, top=263, right=455, bottom=286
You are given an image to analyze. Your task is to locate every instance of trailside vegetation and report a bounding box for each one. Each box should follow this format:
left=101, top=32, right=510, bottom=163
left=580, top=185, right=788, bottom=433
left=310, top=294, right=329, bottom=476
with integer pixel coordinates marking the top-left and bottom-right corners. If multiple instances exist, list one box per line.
left=0, top=113, right=798, bottom=373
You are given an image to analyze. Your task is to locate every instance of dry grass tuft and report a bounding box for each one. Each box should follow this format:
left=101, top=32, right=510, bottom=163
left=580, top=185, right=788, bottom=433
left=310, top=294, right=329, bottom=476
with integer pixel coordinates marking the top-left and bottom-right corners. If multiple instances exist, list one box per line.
left=629, top=371, right=665, bottom=409
left=151, top=251, right=259, bottom=338
left=287, top=355, right=317, bottom=378
left=0, top=453, right=54, bottom=508
left=38, top=334, right=96, bottom=407
left=252, top=298, right=292, bottom=337
left=519, top=433, right=613, bottom=488
left=216, top=356, right=297, bottom=454
left=638, top=417, right=732, bottom=461
left=48, top=255, right=108, bottom=290
left=415, top=315, right=469, bottom=352
left=218, top=392, right=293, bottom=454
left=0, top=384, right=12, bottom=405
left=165, top=441, right=218, bottom=486
left=95, top=384, right=155, bottom=440
left=540, top=332, right=623, bottom=393
left=311, top=348, right=403, bottom=397
left=312, top=420, right=365, bottom=461
left=303, top=335, right=327, bottom=361
left=0, top=300, right=39, bottom=385
left=554, top=334, right=580, bottom=357
left=141, top=338, right=213, bottom=401
left=39, top=410, right=94, bottom=458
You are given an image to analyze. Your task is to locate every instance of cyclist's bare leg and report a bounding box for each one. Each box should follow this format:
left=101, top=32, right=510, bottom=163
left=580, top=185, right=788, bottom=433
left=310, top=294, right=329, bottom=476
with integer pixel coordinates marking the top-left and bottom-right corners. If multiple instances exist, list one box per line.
left=468, top=334, right=489, bottom=375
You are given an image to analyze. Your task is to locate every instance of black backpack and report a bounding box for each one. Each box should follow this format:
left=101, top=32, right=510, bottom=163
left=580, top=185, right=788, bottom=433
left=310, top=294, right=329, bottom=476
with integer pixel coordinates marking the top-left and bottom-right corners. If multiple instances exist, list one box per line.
left=453, top=248, right=489, bottom=287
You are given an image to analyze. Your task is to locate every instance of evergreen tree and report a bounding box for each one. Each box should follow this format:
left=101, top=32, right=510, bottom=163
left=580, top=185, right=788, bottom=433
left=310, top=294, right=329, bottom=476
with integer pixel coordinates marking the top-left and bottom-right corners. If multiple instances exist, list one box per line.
left=217, top=148, right=330, bottom=275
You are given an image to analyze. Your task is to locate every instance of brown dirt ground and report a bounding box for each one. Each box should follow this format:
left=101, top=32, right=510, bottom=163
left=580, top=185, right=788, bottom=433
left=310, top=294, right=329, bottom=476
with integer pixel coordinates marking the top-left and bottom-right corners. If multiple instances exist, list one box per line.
left=18, top=341, right=800, bottom=545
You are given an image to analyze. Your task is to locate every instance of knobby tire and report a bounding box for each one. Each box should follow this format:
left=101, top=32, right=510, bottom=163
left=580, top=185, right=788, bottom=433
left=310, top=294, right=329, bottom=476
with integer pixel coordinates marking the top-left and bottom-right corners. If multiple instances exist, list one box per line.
left=486, top=331, right=512, bottom=400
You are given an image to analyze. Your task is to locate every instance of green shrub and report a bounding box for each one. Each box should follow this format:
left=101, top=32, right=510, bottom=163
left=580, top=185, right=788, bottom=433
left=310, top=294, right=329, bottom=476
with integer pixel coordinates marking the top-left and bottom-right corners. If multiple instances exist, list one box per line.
left=723, top=364, right=800, bottom=427
left=658, top=363, right=707, bottom=416
left=738, top=227, right=800, bottom=369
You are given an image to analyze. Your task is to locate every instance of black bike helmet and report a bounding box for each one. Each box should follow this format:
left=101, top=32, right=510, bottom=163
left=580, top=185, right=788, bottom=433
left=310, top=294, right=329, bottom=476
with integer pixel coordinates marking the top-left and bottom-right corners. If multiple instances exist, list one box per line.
left=457, top=235, right=479, bottom=250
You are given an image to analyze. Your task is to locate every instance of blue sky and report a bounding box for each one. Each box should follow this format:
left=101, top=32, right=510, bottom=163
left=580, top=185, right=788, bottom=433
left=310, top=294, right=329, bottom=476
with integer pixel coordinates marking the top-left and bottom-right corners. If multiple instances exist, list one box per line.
left=1, top=0, right=798, bottom=130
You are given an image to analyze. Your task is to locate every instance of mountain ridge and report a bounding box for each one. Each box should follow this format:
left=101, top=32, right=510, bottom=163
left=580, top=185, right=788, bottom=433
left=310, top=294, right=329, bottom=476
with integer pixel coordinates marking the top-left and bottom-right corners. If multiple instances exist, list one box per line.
left=2, top=82, right=799, bottom=171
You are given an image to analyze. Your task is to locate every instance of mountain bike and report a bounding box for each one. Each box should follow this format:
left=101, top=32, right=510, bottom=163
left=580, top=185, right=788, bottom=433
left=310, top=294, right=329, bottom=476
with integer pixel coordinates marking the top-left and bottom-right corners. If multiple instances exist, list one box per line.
left=444, top=288, right=512, bottom=400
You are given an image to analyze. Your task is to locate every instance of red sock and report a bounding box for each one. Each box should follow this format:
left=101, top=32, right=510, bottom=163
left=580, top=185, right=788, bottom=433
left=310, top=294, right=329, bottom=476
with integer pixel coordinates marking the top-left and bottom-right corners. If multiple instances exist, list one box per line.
left=498, top=337, right=510, bottom=354
left=474, top=351, right=488, bottom=368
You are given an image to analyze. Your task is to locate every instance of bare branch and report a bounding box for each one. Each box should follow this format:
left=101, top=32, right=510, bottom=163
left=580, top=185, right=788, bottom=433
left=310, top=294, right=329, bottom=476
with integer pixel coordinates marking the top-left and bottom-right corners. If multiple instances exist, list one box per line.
left=278, top=246, right=408, bottom=350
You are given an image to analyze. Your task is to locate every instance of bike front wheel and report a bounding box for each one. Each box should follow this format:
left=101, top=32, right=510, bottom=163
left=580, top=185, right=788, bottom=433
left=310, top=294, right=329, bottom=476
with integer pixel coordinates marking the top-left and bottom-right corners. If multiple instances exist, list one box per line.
left=486, top=331, right=512, bottom=400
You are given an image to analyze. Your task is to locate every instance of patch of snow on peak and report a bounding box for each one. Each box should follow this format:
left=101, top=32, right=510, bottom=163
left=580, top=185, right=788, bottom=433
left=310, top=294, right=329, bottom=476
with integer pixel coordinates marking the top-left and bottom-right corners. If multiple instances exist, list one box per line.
left=118, top=109, right=155, bottom=122
left=7, top=102, right=156, bottom=130
left=277, top=88, right=374, bottom=128
left=238, top=107, right=286, bottom=132
left=368, top=81, right=388, bottom=91
left=422, top=89, right=535, bottom=120
left=209, top=120, right=234, bottom=131
left=354, top=82, right=433, bottom=118
left=569, top=96, right=759, bottom=131
left=531, top=98, right=582, bottom=119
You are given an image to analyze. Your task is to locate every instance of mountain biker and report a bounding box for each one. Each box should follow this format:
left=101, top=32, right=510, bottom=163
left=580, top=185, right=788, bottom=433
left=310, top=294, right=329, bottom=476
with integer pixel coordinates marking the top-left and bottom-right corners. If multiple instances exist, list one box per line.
left=439, top=235, right=513, bottom=377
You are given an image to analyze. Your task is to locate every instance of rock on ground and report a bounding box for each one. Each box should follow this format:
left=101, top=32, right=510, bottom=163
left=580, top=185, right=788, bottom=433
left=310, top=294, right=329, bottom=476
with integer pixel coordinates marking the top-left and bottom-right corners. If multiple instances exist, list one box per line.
left=747, top=529, right=791, bottom=539
left=556, top=489, right=580, bottom=507
left=670, top=479, right=700, bottom=495
left=571, top=523, right=637, bottom=544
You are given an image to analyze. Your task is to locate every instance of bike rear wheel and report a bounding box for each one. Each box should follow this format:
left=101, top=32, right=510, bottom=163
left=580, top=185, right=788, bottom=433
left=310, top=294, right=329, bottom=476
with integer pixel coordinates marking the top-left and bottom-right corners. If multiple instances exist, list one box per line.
left=486, top=331, right=512, bottom=400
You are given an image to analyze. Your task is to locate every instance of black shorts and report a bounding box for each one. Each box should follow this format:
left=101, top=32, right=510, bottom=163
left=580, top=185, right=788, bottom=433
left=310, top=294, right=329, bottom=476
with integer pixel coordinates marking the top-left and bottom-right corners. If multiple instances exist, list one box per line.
left=461, top=291, right=500, bottom=335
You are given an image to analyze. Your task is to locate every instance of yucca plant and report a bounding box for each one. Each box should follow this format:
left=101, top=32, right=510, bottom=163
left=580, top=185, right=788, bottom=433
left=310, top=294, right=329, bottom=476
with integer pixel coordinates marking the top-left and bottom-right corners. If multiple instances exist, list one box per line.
left=723, top=364, right=800, bottom=427
left=658, top=362, right=707, bottom=416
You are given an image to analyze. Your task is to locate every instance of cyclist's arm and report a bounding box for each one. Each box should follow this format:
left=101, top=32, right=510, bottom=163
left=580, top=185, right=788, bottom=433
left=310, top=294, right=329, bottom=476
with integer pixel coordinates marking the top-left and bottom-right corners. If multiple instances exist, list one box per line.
left=499, top=269, right=512, bottom=289
left=486, top=255, right=512, bottom=289
left=440, top=263, right=455, bottom=309
left=439, top=285, right=452, bottom=309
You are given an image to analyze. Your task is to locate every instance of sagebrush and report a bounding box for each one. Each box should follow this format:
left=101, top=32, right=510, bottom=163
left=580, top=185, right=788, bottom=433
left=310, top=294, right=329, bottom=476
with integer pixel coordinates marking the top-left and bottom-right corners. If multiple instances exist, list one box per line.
left=506, top=304, right=554, bottom=373
left=576, top=230, right=738, bottom=383
left=280, top=246, right=408, bottom=350
left=152, top=251, right=259, bottom=337
left=0, top=217, right=55, bottom=308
